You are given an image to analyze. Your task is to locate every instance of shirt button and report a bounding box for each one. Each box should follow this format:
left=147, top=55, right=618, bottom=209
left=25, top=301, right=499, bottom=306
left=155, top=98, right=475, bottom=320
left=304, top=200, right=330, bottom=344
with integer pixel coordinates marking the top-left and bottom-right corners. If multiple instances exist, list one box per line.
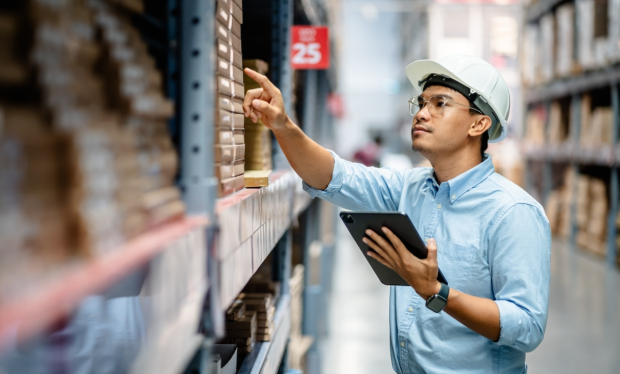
left=451, top=194, right=456, bottom=199
left=408, top=307, right=413, bottom=313
left=400, top=341, right=405, bottom=347
left=437, top=203, right=442, bottom=209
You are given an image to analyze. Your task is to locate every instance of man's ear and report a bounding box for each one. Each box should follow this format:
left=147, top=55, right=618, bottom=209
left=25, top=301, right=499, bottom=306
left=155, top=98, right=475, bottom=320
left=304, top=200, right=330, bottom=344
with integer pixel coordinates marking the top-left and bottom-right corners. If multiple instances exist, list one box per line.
left=469, top=115, right=492, bottom=137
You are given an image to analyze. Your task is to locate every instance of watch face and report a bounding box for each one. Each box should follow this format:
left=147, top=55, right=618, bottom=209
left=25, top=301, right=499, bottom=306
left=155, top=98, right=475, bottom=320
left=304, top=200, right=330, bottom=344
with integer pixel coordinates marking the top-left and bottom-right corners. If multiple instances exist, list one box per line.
left=426, top=295, right=447, bottom=313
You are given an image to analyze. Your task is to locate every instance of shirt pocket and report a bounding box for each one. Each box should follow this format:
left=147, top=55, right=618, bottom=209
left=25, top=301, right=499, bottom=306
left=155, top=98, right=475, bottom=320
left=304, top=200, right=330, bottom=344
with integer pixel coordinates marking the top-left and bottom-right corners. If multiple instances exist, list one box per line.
left=415, top=240, right=477, bottom=328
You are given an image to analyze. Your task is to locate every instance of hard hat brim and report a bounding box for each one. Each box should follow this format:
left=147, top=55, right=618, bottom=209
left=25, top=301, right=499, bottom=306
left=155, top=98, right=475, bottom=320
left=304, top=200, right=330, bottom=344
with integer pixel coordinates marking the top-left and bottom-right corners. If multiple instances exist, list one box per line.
left=405, top=59, right=507, bottom=143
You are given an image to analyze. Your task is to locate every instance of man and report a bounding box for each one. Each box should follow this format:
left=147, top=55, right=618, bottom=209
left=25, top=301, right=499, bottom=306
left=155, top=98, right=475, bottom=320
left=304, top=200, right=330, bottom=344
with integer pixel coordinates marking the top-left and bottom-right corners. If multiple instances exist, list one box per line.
left=243, top=54, right=550, bottom=373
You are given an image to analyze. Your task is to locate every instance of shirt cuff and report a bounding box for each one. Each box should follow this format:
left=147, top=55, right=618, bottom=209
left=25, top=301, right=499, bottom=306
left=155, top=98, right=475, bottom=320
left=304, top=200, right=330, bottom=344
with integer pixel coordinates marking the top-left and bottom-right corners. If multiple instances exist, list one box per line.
left=302, top=149, right=344, bottom=197
left=494, top=299, right=523, bottom=346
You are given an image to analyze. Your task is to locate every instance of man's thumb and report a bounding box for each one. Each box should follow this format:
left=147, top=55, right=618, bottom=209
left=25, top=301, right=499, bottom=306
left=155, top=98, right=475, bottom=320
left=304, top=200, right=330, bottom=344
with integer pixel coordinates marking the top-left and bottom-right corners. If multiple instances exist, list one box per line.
left=427, top=238, right=438, bottom=262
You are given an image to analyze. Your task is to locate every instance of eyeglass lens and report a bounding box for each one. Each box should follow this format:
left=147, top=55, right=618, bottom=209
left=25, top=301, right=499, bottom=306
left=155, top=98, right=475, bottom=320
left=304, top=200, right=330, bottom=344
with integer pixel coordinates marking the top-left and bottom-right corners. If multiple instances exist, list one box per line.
left=409, top=96, right=446, bottom=116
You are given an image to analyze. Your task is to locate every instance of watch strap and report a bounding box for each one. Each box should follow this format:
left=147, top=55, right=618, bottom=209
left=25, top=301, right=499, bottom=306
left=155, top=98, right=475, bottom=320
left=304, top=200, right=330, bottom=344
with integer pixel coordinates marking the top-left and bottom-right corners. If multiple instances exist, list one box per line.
left=438, top=282, right=449, bottom=300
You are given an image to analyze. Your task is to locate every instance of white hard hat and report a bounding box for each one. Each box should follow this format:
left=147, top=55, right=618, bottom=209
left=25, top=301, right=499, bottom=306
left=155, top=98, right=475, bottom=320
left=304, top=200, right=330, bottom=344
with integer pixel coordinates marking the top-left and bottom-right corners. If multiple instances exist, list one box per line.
left=405, top=54, right=510, bottom=143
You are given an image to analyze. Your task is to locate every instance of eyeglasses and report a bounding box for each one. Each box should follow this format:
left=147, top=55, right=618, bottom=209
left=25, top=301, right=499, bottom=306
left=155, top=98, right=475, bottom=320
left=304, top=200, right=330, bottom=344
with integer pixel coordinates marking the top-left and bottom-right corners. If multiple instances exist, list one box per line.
left=408, top=95, right=483, bottom=117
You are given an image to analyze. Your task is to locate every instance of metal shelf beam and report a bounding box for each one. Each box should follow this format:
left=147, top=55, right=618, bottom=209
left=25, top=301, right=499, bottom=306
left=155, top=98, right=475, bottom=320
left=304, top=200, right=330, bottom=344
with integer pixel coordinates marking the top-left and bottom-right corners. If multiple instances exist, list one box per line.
left=524, top=0, right=567, bottom=23
left=525, top=67, right=620, bottom=104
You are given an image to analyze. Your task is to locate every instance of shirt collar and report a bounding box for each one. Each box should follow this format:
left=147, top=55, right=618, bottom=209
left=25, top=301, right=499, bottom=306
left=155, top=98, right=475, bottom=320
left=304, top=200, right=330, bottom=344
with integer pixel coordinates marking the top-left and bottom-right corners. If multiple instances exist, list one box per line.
left=446, top=154, right=495, bottom=203
left=425, top=154, right=495, bottom=203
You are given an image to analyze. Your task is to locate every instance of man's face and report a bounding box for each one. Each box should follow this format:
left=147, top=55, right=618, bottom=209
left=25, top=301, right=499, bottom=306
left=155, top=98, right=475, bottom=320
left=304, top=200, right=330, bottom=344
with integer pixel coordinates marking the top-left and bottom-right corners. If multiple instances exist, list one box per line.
left=411, top=85, right=478, bottom=159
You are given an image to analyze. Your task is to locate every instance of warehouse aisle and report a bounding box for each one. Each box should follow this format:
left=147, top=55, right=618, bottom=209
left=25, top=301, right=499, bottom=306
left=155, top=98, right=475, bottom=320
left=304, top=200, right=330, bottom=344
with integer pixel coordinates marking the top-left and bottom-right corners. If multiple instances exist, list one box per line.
left=322, top=226, right=392, bottom=374
left=527, top=240, right=620, bottom=373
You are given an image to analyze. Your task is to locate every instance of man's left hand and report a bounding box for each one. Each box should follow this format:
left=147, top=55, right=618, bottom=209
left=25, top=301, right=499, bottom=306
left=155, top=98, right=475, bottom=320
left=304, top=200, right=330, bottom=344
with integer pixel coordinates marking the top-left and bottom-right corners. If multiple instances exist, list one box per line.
left=363, top=228, right=441, bottom=300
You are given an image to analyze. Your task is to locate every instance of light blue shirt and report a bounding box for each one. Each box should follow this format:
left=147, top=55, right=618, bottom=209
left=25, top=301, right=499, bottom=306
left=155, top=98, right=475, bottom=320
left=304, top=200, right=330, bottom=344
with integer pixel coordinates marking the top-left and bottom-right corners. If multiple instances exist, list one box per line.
left=304, top=151, right=551, bottom=374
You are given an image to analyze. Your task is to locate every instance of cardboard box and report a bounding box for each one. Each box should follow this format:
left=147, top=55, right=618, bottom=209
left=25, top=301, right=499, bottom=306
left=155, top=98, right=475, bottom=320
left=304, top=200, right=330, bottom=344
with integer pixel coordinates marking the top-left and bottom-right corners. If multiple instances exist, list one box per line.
left=218, top=0, right=243, bottom=24
left=556, top=4, right=575, bottom=77
left=540, top=14, right=555, bottom=82
left=215, top=4, right=241, bottom=38
left=233, top=159, right=245, bottom=176
left=217, top=57, right=244, bottom=83
left=244, top=170, right=271, bottom=188
left=218, top=95, right=244, bottom=114
left=219, top=177, right=236, bottom=197
left=217, top=76, right=245, bottom=99
left=608, top=0, right=620, bottom=62
left=215, top=145, right=235, bottom=163
left=233, top=174, right=245, bottom=192
left=577, top=0, right=595, bottom=70
left=216, top=108, right=244, bottom=129
left=216, top=39, right=243, bottom=69
left=234, top=144, right=245, bottom=160
left=243, top=59, right=269, bottom=75
left=233, top=129, right=244, bottom=144
left=216, top=129, right=234, bottom=145
left=215, top=163, right=235, bottom=180
left=216, top=21, right=242, bottom=52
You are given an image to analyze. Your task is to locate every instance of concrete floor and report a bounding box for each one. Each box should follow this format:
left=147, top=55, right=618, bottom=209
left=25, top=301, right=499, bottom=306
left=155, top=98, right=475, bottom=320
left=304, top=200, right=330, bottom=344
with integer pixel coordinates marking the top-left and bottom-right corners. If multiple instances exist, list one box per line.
left=322, top=231, right=620, bottom=373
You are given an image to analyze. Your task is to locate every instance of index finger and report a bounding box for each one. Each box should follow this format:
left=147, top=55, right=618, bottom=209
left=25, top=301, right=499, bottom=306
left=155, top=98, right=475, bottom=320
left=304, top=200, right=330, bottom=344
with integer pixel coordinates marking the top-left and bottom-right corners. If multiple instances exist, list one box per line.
left=244, top=68, right=280, bottom=97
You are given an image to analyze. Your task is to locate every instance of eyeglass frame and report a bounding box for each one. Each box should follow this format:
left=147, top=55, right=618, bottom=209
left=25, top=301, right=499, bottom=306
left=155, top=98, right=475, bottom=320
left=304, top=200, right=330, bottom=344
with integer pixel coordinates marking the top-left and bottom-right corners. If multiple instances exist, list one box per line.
left=408, top=95, right=483, bottom=117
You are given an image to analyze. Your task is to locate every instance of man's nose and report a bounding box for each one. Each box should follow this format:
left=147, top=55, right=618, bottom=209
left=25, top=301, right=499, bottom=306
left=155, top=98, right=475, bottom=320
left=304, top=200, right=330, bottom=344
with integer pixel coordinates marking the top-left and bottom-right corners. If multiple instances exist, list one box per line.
left=414, top=105, right=430, bottom=123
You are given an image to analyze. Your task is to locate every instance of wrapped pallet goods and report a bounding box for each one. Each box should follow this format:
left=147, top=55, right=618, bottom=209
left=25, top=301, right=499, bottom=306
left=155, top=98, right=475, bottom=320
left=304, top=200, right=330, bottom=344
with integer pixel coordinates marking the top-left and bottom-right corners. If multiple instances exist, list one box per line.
left=522, top=24, right=539, bottom=86
left=540, top=14, right=555, bottom=82
left=555, top=4, right=575, bottom=77
left=576, top=0, right=595, bottom=71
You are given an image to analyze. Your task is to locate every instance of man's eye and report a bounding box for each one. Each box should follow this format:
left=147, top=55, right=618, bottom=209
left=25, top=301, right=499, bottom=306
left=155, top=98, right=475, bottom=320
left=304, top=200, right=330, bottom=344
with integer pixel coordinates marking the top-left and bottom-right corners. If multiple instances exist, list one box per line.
left=435, top=100, right=446, bottom=107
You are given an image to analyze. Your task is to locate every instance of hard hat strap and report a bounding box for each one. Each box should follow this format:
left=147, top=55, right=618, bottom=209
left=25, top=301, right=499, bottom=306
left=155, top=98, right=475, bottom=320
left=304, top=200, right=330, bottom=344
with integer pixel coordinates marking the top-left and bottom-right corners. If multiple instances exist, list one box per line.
left=419, top=74, right=499, bottom=127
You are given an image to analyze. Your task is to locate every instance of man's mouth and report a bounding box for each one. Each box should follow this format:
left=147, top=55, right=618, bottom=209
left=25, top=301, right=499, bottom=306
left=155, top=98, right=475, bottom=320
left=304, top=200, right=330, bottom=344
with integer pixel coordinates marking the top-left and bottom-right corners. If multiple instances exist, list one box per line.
left=412, top=125, right=430, bottom=134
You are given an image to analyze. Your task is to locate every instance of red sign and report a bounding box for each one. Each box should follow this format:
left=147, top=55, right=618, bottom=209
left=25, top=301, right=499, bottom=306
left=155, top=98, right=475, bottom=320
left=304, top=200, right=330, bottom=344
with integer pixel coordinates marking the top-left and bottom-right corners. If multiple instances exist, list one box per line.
left=291, top=26, right=330, bottom=70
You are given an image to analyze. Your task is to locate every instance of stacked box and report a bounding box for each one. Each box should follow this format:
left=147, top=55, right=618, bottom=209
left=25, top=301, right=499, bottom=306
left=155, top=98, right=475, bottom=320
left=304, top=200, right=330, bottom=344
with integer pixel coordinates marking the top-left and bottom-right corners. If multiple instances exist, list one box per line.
left=215, top=0, right=245, bottom=197
left=243, top=59, right=273, bottom=171
left=0, top=107, right=71, bottom=298
left=288, top=265, right=314, bottom=371
left=546, top=101, right=566, bottom=144
left=238, top=293, right=276, bottom=341
left=575, top=175, right=608, bottom=256
left=223, top=301, right=257, bottom=355
left=608, top=0, right=620, bottom=62
left=525, top=106, right=546, bottom=145
left=540, top=14, right=555, bottom=82
left=578, top=94, right=613, bottom=147
left=545, top=168, right=574, bottom=237
left=576, top=0, right=596, bottom=70
left=522, top=25, right=539, bottom=86
left=555, top=4, right=575, bottom=77
left=0, top=0, right=186, bottom=294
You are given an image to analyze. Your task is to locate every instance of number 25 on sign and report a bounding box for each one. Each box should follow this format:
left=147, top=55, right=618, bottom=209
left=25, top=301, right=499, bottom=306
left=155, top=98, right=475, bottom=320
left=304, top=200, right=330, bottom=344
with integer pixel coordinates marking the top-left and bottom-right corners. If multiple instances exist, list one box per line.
left=290, top=26, right=330, bottom=70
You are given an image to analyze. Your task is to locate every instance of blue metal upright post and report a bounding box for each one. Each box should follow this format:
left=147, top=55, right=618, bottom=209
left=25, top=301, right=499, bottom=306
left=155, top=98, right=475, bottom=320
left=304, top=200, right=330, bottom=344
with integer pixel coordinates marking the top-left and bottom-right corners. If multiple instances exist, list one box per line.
left=271, top=0, right=293, bottom=170
left=179, top=0, right=218, bottom=217
left=607, top=84, right=619, bottom=266
left=569, top=94, right=581, bottom=251
left=542, top=101, right=553, bottom=204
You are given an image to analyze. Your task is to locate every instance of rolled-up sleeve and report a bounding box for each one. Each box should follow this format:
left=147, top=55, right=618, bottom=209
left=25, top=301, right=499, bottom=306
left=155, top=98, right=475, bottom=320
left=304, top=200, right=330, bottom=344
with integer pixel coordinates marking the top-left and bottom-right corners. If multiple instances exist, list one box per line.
left=488, top=203, right=551, bottom=352
left=303, top=150, right=405, bottom=211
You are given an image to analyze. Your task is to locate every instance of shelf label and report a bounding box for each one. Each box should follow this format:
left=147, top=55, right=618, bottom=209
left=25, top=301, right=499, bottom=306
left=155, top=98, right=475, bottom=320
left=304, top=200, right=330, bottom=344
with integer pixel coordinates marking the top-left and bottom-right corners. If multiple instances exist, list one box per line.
left=290, top=26, right=330, bottom=70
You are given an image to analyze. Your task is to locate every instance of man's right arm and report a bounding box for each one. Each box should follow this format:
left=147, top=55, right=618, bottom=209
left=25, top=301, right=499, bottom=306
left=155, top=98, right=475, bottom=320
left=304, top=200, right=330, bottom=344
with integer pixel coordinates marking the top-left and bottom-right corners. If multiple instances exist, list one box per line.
left=242, top=68, right=334, bottom=190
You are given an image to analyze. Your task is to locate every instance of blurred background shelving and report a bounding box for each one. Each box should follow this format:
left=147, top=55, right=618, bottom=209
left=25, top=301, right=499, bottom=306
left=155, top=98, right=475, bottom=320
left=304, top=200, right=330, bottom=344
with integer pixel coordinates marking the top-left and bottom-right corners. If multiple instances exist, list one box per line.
left=0, top=0, right=338, bottom=373
left=521, top=0, right=620, bottom=266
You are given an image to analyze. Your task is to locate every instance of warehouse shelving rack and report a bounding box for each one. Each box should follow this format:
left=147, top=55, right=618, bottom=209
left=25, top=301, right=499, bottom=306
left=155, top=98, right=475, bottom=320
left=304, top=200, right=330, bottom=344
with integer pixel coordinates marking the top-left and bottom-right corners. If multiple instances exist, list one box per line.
left=522, top=0, right=620, bottom=266
left=0, top=0, right=337, bottom=373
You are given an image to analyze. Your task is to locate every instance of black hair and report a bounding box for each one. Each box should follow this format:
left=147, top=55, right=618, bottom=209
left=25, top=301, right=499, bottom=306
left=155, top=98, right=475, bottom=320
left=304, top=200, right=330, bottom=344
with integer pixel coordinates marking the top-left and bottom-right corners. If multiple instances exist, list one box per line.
left=424, top=78, right=490, bottom=158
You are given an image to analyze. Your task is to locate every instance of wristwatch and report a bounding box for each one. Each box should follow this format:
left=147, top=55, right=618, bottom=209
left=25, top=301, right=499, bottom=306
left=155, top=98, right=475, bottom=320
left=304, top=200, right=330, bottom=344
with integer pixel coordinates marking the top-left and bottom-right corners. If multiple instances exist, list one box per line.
left=425, top=282, right=449, bottom=313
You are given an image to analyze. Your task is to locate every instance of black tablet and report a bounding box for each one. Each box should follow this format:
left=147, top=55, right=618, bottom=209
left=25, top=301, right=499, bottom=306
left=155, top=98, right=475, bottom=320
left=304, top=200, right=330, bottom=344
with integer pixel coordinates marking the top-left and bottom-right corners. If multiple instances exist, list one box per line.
left=339, top=211, right=448, bottom=286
